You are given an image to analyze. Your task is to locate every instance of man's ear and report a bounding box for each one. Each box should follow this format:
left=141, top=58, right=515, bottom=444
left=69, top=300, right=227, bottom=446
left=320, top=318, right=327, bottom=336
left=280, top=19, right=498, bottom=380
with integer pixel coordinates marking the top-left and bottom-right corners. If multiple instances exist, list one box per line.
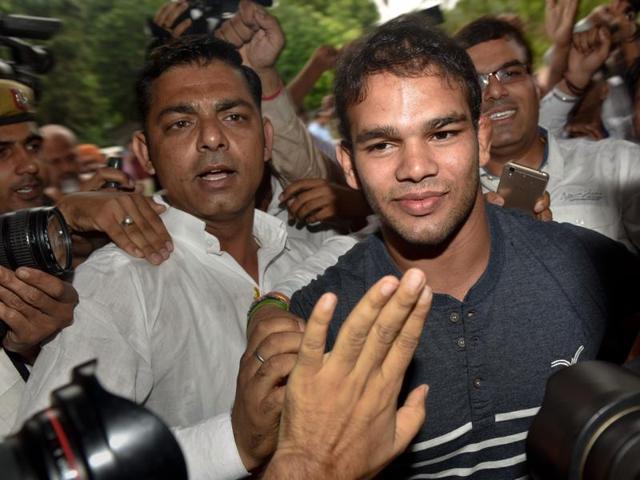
left=477, top=115, right=492, bottom=168
left=262, top=117, right=274, bottom=163
left=336, top=141, right=360, bottom=190
left=131, top=130, right=155, bottom=175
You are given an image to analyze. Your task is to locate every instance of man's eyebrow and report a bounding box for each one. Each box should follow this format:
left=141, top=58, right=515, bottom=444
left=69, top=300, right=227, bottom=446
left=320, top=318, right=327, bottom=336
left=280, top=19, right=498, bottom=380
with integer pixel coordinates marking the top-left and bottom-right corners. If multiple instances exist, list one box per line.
left=215, top=98, right=255, bottom=112
left=424, top=113, right=468, bottom=131
left=480, top=59, right=526, bottom=74
left=25, top=133, right=43, bottom=144
left=156, top=104, right=197, bottom=120
left=355, top=126, right=399, bottom=145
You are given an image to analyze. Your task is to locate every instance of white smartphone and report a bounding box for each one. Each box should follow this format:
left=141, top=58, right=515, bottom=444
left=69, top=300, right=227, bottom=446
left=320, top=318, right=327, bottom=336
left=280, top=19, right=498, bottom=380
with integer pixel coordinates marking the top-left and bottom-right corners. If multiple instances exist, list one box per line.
left=497, top=161, right=549, bottom=216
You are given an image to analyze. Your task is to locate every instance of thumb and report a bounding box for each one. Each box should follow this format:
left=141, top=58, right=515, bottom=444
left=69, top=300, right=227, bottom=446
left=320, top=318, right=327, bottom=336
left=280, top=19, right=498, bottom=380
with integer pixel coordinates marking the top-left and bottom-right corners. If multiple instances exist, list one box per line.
left=394, top=384, right=428, bottom=454
left=150, top=199, right=168, bottom=214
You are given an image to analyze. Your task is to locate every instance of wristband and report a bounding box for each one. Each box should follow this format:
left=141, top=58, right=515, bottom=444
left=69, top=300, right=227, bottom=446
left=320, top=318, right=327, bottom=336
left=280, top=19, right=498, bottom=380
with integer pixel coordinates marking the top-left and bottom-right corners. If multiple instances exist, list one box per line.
left=261, top=84, right=284, bottom=101
left=551, top=86, right=579, bottom=103
left=563, top=76, right=589, bottom=97
left=247, top=291, right=290, bottom=327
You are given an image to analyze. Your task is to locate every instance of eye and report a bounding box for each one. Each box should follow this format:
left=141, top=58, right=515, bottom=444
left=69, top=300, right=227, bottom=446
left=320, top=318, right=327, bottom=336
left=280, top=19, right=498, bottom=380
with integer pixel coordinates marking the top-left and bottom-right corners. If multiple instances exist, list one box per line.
left=365, top=142, right=393, bottom=153
left=224, top=113, right=245, bottom=122
left=26, top=138, right=42, bottom=152
left=502, top=65, right=527, bottom=81
left=169, top=119, right=192, bottom=130
left=432, top=130, right=458, bottom=141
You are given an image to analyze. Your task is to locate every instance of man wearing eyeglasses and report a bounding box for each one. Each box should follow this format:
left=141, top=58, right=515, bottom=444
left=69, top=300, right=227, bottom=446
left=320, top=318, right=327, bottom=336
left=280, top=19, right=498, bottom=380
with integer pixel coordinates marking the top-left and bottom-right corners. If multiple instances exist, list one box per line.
left=455, top=17, right=640, bottom=253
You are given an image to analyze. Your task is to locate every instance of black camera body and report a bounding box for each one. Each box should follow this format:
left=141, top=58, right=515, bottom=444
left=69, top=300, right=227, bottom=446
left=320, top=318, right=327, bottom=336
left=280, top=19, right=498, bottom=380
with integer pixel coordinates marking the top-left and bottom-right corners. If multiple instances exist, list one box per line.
left=168, top=0, right=272, bottom=35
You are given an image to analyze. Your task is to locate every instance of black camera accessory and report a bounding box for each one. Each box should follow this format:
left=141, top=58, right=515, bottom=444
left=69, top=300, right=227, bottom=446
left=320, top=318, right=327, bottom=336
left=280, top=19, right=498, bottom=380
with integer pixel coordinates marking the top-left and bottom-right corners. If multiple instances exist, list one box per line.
left=527, top=361, right=640, bottom=480
left=0, top=360, right=188, bottom=480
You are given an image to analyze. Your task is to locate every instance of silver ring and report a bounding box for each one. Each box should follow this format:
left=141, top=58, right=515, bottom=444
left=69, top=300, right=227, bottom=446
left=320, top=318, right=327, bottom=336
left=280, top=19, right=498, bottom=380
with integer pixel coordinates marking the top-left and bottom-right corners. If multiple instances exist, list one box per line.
left=254, top=351, right=265, bottom=364
left=121, top=215, right=134, bottom=226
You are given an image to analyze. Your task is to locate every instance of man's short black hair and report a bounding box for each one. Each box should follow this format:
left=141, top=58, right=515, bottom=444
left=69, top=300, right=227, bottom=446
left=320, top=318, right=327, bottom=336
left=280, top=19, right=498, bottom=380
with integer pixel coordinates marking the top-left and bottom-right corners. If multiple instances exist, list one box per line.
left=334, top=15, right=482, bottom=150
left=136, top=35, right=262, bottom=125
left=454, top=16, right=534, bottom=67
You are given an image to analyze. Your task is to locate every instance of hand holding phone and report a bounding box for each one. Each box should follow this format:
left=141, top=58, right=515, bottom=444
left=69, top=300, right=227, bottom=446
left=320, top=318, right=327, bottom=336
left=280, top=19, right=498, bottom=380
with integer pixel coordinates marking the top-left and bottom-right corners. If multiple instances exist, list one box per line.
left=102, top=156, right=124, bottom=190
left=497, top=162, right=549, bottom=216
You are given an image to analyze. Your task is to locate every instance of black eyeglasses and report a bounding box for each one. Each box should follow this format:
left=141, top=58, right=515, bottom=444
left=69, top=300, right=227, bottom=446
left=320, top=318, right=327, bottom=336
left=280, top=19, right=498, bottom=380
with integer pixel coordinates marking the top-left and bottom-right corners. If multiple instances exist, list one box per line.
left=477, top=61, right=530, bottom=91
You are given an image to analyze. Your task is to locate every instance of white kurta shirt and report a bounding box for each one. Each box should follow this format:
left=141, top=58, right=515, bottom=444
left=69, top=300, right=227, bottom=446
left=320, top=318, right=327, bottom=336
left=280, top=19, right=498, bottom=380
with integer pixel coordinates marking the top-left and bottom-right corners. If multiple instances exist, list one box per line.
left=16, top=197, right=318, bottom=479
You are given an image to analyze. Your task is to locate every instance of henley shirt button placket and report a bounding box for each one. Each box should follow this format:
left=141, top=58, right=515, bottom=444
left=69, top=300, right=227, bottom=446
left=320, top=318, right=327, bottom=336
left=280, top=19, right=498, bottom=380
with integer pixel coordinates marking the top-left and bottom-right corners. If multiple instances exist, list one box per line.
left=456, top=337, right=465, bottom=348
left=449, top=312, right=460, bottom=323
left=473, top=378, right=482, bottom=389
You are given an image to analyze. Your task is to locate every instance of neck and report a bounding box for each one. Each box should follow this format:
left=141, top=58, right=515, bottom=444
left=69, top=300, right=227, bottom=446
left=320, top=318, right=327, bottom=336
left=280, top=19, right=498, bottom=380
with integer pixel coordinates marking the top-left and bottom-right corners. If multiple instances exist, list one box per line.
left=205, top=209, right=260, bottom=283
left=383, top=191, right=491, bottom=301
left=485, top=130, right=545, bottom=177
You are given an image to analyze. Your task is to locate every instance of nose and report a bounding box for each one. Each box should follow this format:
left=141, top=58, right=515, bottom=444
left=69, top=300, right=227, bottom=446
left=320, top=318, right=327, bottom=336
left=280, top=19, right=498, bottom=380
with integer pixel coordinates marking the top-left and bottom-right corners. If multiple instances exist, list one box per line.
left=482, top=74, right=509, bottom=103
left=197, top=118, right=228, bottom=152
left=395, top=140, right=438, bottom=183
left=14, top=145, right=40, bottom=177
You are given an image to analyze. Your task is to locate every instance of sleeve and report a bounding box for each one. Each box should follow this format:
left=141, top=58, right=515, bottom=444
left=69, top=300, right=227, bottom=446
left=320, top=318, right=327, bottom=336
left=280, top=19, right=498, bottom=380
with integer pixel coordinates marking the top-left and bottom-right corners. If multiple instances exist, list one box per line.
left=273, top=234, right=357, bottom=298
left=538, top=87, right=579, bottom=137
left=262, top=89, right=341, bottom=184
left=14, top=258, right=154, bottom=425
left=0, top=351, right=23, bottom=436
left=172, top=412, right=249, bottom=480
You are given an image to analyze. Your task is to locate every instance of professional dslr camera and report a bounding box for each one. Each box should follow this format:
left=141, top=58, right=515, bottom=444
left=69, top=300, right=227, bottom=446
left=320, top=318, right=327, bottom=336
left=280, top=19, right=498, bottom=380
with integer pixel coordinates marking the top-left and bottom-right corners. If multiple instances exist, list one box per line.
left=150, top=0, right=273, bottom=38
left=0, top=360, right=187, bottom=480
left=0, top=13, right=62, bottom=97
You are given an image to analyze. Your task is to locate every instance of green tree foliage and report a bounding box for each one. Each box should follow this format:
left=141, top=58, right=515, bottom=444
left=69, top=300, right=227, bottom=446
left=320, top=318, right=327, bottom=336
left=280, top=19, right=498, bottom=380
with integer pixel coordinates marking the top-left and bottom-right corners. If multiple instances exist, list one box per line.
left=0, top=0, right=616, bottom=144
left=272, top=0, right=378, bottom=111
left=444, top=0, right=608, bottom=67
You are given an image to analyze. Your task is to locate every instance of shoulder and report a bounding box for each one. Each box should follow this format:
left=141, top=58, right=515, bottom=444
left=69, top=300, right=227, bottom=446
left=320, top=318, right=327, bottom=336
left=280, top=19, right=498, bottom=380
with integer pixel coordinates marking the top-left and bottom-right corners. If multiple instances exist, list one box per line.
left=290, top=235, right=375, bottom=315
left=491, top=205, right=639, bottom=275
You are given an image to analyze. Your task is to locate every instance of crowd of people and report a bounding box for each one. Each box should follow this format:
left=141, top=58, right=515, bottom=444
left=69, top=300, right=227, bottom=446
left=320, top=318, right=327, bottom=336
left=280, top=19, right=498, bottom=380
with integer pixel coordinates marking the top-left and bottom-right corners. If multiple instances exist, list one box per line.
left=0, top=0, right=639, bottom=478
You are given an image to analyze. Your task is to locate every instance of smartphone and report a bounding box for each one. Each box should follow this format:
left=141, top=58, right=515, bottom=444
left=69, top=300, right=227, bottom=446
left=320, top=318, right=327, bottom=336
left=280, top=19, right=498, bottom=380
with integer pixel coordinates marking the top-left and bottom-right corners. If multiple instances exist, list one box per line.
left=497, top=161, right=549, bottom=216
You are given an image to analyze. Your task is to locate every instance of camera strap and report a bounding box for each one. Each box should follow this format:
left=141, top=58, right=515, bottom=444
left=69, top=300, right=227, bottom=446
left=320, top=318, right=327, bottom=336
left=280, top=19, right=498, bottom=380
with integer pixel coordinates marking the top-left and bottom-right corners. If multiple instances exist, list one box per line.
left=5, top=350, right=29, bottom=382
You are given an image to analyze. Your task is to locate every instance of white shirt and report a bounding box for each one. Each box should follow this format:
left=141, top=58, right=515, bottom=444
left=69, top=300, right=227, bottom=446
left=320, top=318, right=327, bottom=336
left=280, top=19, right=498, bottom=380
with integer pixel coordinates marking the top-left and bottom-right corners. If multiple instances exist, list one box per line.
left=16, top=198, right=318, bottom=479
left=481, top=132, right=640, bottom=252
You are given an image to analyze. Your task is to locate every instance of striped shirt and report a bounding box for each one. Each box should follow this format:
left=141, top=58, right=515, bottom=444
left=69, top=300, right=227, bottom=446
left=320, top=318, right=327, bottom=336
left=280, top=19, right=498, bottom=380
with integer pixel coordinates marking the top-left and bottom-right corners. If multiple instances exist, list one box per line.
left=290, top=205, right=639, bottom=479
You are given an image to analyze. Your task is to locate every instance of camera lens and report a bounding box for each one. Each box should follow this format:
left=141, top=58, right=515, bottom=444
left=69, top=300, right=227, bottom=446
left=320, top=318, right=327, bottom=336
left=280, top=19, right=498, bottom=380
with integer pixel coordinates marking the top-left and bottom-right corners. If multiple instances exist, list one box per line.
left=0, top=207, right=72, bottom=276
left=0, top=361, right=188, bottom=480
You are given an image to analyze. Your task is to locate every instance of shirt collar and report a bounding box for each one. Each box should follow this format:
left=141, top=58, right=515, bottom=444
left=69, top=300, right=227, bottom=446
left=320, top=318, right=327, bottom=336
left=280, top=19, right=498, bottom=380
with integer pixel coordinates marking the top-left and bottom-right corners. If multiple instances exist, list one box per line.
left=153, top=193, right=289, bottom=257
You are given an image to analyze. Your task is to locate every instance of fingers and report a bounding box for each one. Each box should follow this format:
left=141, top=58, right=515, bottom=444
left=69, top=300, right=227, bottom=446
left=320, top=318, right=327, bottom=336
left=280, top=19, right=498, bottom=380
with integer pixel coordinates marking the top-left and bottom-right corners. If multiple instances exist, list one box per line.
left=0, top=266, right=75, bottom=353
left=393, top=385, right=429, bottom=456
left=381, top=279, right=432, bottom=379
left=250, top=331, right=303, bottom=378
left=329, top=276, right=400, bottom=371
left=216, top=0, right=259, bottom=47
left=279, top=179, right=323, bottom=204
left=155, top=0, right=189, bottom=30
left=247, top=310, right=304, bottom=355
left=354, top=269, right=429, bottom=378
left=295, top=292, right=337, bottom=373
left=80, top=168, right=132, bottom=192
left=14, top=267, right=77, bottom=303
left=173, top=17, right=193, bottom=37
left=484, top=191, right=505, bottom=207
left=289, top=194, right=331, bottom=222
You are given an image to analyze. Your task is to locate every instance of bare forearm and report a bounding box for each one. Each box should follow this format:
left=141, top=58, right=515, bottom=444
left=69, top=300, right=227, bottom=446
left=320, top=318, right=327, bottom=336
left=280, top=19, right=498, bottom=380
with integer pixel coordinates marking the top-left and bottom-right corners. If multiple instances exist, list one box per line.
left=287, top=59, right=327, bottom=111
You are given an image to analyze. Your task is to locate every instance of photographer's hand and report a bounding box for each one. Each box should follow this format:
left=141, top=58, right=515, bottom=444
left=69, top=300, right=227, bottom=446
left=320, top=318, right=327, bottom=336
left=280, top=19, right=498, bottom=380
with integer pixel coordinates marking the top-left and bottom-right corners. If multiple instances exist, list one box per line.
left=153, top=0, right=192, bottom=38
left=0, top=266, right=77, bottom=362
